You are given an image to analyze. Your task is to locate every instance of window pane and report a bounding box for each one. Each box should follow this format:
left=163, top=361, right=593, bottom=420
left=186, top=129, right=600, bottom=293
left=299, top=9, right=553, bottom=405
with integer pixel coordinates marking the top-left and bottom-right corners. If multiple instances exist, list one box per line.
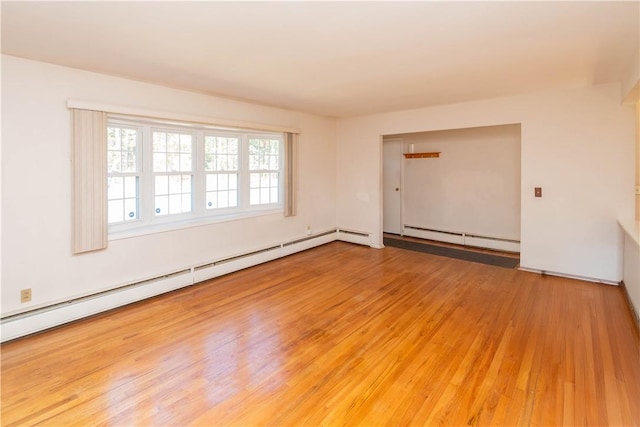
left=221, top=155, right=231, bottom=171
left=155, top=176, right=169, bottom=195
left=108, top=177, right=124, bottom=200
left=229, top=174, right=237, bottom=190
left=229, top=190, right=238, bottom=207
left=108, top=199, right=124, bottom=223
left=124, top=176, right=137, bottom=198
left=250, top=173, right=259, bottom=188
left=217, top=191, right=228, bottom=209
left=107, top=128, right=121, bottom=150
left=270, top=188, right=279, bottom=203
left=250, top=189, right=260, bottom=205
left=206, top=192, right=217, bottom=209
left=270, top=140, right=278, bottom=154
left=218, top=138, right=227, bottom=153
left=168, top=194, right=182, bottom=214
left=180, top=154, right=192, bottom=172
left=204, top=136, right=215, bottom=153
left=204, top=153, right=214, bottom=171
left=228, top=139, right=238, bottom=154
left=167, top=133, right=180, bottom=152
left=249, top=155, right=259, bottom=170
left=181, top=175, right=192, bottom=193
left=206, top=136, right=240, bottom=175
left=122, top=151, right=137, bottom=173
left=261, top=188, right=270, bottom=203
left=153, top=132, right=166, bottom=152
left=182, top=193, right=192, bottom=212
left=153, top=153, right=167, bottom=172
left=218, top=174, right=228, bottom=191
left=122, top=129, right=137, bottom=151
left=206, top=174, right=217, bottom=191
left=155, top=195, right=168, bottom=216
left=180, top=134, right=192, bottom=152
left=168, top=175, right=181, bottom=194
left=167, top=153, right=179, bottom=172
left=260, top=173, right=269, bottom=187
left=124, top=198, right=138, bottom=221
left=271, top=173, right=278, bottom=187
left=269, top=155, right=279, bottom=170
left=108, top=151, right=122, bottom=173
left=229, top=155, right=238, bottom=171
left=249, top=140, right=259, bottom=155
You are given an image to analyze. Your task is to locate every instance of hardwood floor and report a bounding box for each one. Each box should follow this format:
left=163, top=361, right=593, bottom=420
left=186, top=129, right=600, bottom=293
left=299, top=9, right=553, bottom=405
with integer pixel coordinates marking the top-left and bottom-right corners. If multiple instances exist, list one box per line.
left=1, top=242, right=638, bottom=426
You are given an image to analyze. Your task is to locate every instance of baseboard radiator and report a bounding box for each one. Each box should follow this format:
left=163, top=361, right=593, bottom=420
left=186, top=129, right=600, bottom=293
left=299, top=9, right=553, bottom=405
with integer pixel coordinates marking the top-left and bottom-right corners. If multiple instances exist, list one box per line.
left=2, top=228, right=364, bottom=342
left=336, top=228, right=372, bottom=246
left=403, top=225, right=520, bottom=253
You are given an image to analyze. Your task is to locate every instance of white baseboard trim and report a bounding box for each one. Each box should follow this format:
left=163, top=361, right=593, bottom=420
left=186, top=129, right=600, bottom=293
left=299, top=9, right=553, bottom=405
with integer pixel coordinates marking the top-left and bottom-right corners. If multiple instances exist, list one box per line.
left=518, top=266, right=620, bottom=286
left=336, top=228, right=371, bottom=246
left=193, top=231, right=337, bottom=284
left=1, top=229, right=347, bottom=343
left=402, top=225, right=520, bottom=253
left=1, top=270, right=193, bottom=342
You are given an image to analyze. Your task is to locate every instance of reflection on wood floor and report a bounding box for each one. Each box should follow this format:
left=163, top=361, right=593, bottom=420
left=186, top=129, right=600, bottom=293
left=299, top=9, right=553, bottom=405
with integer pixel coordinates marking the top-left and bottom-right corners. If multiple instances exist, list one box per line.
left=1, top=242, right=638, bottom=426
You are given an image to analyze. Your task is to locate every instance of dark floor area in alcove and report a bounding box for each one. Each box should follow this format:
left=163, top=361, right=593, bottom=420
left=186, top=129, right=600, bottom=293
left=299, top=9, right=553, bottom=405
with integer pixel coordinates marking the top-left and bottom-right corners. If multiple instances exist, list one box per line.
left=383, top=235, right=520, bottom=269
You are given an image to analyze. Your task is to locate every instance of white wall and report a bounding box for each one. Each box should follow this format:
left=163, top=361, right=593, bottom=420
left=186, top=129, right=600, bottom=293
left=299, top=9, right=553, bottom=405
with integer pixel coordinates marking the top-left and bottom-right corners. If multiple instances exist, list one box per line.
left=1, top=55, right=336, bottom=316
left=337, top=83, right=635, bottom=282
left=393, top=124, right=520, bottom=240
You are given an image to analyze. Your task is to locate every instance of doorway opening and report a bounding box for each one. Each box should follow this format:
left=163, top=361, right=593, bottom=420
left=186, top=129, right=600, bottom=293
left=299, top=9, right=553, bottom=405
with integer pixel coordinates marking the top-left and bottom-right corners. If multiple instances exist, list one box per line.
left=382, top=124, right=521, bottom=253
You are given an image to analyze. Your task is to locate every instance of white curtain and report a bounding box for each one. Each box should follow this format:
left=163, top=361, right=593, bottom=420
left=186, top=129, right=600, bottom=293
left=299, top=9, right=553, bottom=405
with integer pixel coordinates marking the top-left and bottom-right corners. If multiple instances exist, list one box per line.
left=72, top=109, right=107, bottom=253
left=284, top=132, right=298, bottom=217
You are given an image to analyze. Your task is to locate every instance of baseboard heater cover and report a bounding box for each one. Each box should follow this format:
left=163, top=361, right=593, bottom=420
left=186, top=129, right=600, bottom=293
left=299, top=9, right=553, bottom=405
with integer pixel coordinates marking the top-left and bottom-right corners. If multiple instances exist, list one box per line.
left=403, top=225, right=520, bottom=252
left=404, top=225, right=463, bottom=237
left=336, top=228, right=372, bottom=246
left=518, top=266, right=619, bottom=286
left=1, top=270, right=193, bottom=342
left=193, top=230, right=338, bottom=284
left=1, top=229, right=345, bottom=343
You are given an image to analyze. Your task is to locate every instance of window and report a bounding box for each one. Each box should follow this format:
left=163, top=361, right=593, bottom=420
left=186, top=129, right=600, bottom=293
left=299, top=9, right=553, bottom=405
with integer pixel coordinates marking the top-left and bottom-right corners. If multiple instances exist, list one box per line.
left=107, top=117, right=284, bottom=235
left=152, top=130, right=194, bottom=216
left=204, top=135, right=239, bottom=210
left=107, top=126, right=140, bottom=224
left=249, top=137, right=281, bottom=205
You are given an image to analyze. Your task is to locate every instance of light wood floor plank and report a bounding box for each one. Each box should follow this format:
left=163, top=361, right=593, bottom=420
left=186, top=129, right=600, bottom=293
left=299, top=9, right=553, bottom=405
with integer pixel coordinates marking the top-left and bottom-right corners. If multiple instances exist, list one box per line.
left=1, top=242, right=638, bottom=426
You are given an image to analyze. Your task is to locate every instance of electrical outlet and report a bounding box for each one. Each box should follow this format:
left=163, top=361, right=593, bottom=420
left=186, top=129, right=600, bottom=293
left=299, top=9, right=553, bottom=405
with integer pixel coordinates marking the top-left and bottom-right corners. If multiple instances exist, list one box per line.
left=20, top=288, right=32, bottom=303
left=307, top=226, right=312, bottom=235
left=534, top=187, right=542, bottom=198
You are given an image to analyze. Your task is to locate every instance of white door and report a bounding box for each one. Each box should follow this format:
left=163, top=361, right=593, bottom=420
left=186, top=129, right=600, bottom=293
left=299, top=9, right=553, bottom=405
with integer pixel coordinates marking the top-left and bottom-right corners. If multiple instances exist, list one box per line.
left=383, top=139, right=403, bottom=234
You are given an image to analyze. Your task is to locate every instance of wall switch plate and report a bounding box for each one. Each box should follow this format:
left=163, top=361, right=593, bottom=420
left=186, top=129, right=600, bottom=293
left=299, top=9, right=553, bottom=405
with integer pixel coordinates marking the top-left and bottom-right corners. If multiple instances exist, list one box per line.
left=20, top=288, right=32, bottom=303
left=534, top=187, right=542, bottom=197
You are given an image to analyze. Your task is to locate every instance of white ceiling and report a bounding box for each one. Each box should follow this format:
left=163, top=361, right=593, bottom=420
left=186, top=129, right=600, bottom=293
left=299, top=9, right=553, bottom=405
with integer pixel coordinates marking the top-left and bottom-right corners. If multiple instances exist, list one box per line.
left=2, top=1, right=638, bottom=118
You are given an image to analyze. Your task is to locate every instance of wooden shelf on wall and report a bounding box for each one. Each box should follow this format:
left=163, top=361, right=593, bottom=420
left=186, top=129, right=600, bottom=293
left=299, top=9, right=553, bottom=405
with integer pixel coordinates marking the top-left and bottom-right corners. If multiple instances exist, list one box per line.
left=403, top=152, right=441, bottom=159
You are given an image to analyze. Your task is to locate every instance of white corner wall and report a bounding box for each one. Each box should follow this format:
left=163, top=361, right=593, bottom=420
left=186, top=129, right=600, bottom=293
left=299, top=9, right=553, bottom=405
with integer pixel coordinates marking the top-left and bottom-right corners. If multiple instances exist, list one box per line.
left=1, top=55, right=337, bottom=317
left=398, top=124, right=521, bottom=241
left=337, top=84, right=636, bottom=282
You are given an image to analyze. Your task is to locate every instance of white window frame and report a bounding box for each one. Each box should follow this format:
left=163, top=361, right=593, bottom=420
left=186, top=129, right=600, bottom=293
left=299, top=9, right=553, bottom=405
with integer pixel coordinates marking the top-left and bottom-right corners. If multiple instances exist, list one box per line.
left=202, top=132, right=242, bottom=214
left=107, top=116, right=284, bottom=239
left=107, top=122, right=143, bottom=227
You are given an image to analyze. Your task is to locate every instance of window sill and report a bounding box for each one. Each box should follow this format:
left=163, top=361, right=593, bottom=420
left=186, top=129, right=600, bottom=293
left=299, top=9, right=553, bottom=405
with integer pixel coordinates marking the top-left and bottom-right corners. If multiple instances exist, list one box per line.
left=108, top=208, right=284, bottom=241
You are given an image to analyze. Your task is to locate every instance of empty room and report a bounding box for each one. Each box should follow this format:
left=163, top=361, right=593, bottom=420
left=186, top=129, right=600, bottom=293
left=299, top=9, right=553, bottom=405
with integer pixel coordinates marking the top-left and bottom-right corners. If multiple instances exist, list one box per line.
left=1, top=1, right=639, bottom=426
